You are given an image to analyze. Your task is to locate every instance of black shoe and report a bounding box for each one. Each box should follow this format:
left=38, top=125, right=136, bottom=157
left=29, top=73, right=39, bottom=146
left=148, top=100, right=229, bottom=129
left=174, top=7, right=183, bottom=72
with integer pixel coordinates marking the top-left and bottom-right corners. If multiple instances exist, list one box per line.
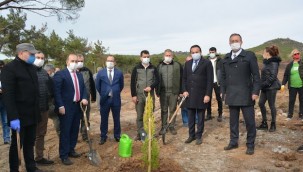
left=196, top=138, right=202, bottom=145
left=257, top=121, right=268, bottom=131
left=287, top=114, right=293, bottom=120
left=169, top=127, right=177, bottom=135
left=224, top=144, right=239, bottom=150
left=99, top=138, right=106, bottom=145
left=205, top=115, right=213, bottom=121
left=4, top=141, right=10, bottom=144
left=36, top=158, right=54, bottom=165
left=62, top=158, right=73, bottom=165
left=269, top=122, right=276, bottom=132
left=159, top=127, right=166, bottom=135
left=82, top=136, right=88, bottom=142
left=297, top=145, right=303, bottom=153
left=184, top=137, right=196, bottom=144
left=299, top=114, right=303, bottom=120
left=246, top=147, right=254, bottom=155
left=68, top=151, right=81, bottom=158
left=217, top=115, right=223, bottom=122
left=114, top=137, right=120, bottom=142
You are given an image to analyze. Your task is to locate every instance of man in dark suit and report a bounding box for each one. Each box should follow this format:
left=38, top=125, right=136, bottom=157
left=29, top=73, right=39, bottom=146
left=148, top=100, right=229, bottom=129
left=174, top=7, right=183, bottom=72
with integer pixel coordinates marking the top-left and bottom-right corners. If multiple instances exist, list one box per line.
left=95, top=55, right=124, bottom=145
left=53, top=54, right=88, bottom=165
left=182, top=45, right=213, bottom=145
left=2, top=43, right=42, bottom=172
left=221, top=33, right=260, bottom=155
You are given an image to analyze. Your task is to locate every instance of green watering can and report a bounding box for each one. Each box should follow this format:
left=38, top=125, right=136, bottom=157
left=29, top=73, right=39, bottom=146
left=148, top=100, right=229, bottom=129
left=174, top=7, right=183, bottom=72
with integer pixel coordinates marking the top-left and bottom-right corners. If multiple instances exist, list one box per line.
left=118, top=134, right=133, bottom=158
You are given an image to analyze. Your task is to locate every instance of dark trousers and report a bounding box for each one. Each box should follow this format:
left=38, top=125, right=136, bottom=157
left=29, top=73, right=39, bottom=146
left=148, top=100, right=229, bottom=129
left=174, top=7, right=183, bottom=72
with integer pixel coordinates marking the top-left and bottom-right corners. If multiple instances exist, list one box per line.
left=288, top=87, right=303, bottom=116
left=229, top=106, right=256, bottom=148
left=207, top=83, right=223, bottom=116
left=258, top=89, right=277, bottom=122
left=59, top=103, right=81, bottom=160
left=10, top=124, right=37, bottom=172
left=188, top=108, right=205, bottom=139
left=100, top=97, right=121, bottom=139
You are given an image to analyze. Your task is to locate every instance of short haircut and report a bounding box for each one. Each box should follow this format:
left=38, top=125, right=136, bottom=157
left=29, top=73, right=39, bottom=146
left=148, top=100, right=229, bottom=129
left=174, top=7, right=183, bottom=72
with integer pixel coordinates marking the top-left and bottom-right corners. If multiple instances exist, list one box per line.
left=265, top=45, right=279, bottom=57
left=164, top=49, right=173, bottom=54
left=190, top=45, right=202, bottom=53
left=77, top=54, right=84, bottom=58
left=140, top=50, right=150, bottom=56
left=209, top=47, right=217, bottom=52
left=44, top=64, right=55, bottom=72
left=229, top=33, right=242, bottom=41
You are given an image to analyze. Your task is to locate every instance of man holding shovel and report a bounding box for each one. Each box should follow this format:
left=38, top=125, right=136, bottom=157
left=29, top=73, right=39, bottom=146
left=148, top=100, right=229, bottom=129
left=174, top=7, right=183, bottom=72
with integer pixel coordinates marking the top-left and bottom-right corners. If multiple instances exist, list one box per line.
left=182, top=45, right=213, bottom=145
left=157, top=49, right=183, bottom=135
left=2, top=43, right=43, bottom=171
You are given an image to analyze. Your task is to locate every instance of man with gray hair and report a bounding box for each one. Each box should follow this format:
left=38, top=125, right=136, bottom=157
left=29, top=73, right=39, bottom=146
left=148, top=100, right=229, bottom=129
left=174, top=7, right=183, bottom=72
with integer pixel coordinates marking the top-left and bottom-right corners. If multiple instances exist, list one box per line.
left=157, top=49, right=183, bottom=135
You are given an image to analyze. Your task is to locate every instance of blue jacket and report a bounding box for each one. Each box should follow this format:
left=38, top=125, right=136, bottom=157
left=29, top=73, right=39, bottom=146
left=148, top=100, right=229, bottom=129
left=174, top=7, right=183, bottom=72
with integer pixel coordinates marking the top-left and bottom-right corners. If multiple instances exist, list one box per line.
left=53, top=68, right=88, bottom=112
left=95, top=68, right=124, bottom=106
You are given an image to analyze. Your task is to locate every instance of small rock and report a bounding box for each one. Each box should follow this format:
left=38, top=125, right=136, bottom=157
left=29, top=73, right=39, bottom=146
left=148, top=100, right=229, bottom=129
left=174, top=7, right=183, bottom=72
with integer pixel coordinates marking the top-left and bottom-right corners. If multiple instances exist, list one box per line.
left=282, top=113, right=288, bottom=117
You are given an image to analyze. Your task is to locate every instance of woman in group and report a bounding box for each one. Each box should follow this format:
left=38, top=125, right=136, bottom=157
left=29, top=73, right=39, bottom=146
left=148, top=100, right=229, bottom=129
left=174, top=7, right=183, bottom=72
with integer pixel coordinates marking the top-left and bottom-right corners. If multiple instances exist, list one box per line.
left=282, top=49, right=303, bottom=120
left=258, top=45, right=281, bottom=132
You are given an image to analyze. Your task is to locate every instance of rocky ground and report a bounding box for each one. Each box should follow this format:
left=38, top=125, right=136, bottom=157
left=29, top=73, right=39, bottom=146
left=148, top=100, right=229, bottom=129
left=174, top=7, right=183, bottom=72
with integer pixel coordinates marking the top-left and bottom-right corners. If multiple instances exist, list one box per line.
left=0, top=63, right=303, bottom=172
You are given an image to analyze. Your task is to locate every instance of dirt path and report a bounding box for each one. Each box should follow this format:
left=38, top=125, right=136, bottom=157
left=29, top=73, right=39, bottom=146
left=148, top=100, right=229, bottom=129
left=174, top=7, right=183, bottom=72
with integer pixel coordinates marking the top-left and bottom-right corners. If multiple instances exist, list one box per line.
left=1, top=65, right=303, bottom=172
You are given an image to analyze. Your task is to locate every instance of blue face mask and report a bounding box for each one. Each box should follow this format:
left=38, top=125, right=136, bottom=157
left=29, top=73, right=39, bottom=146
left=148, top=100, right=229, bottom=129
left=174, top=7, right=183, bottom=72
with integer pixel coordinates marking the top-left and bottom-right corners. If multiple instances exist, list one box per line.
left=26, top=54, right=36, bottom=64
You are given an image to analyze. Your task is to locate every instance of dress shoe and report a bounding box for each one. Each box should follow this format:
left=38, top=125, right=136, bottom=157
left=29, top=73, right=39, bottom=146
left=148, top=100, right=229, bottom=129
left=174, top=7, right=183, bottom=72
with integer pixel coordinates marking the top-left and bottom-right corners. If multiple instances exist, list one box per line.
left=269, top=122, right=276, bottom=132
left=224, top=144, right=239, bottom=150
left=169, top=127, right=177, bottom=135
left=99, top=138, right=106, bottom=145
left=159, top=127, right=166, bottom=135
left=114, top=137, right=120, bottom=142
left=62, top=158, right=73, bottom=165
left=205, top=115, right=213, bottom=121
left=217, top=115, right=223, bottom=122
left=196, top=138, right=202, bottom=145
left=184, top=137, right=196, bottom=144
left=68, top=151, right=81, bottom=158
left=257, top=121, right=268, bottom=131
left=36, top=158, right=54, bottom=165
left=297, top=145, right=303, bottom=153
left=246, top=147, right=254, bottom=155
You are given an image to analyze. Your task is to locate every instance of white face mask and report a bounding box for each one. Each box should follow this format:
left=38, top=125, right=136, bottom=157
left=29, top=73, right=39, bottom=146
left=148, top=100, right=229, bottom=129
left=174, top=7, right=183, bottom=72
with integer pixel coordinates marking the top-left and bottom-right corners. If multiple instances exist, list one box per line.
left=77, top=62, right=84, bottom=69
left=164, top=56, right=172, bottom=63
left=142, top=58, right=150, bottom=65
left=106, top=62, right=114, bottom=69
left=230, top=42, right=241, bottom=51
left=209, top=53, right=216, bottom=59
left=33, top=59, right=44, bottom=67
left=68, top=62, right=77, bottom=71
left=50, top=73, right=54, bottom=77
left=191, top=53, right=201, bottom=60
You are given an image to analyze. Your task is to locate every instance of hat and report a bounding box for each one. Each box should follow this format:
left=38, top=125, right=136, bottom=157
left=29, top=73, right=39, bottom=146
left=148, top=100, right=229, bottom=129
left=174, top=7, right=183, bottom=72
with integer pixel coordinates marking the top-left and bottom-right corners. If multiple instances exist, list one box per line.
left=16, top=43, right=38, bottom=54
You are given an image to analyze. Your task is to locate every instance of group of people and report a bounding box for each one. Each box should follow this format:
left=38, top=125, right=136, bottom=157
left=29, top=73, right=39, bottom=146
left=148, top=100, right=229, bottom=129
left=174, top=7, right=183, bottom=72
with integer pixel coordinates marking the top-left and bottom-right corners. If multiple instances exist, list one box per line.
left=1, top=33, right=303, bottom=172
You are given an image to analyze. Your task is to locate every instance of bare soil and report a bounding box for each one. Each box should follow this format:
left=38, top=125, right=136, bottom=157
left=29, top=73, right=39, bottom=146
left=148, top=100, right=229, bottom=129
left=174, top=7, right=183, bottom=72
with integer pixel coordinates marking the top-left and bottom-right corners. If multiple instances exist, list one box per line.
left=1, top=62, right=303, bottom=172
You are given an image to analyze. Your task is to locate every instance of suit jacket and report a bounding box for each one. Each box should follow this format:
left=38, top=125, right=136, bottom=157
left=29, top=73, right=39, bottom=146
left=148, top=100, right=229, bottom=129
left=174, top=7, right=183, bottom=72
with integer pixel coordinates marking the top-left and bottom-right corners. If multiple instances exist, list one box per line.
left=182, top=58, right=213, bottom=109
left=220, top=49, right=261, bottom=106
left=95, top=68, right=124, bottom=106
left=53, top=68, right=88, bottom=113
left=1, top=56, right=40, bottom=126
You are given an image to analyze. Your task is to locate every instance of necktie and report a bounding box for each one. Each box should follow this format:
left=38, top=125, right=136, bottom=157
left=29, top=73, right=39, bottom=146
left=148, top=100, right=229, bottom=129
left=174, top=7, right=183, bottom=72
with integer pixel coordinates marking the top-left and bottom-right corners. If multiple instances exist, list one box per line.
left=72, top=72, right=80, bottom=102
left=192, top=60, right=198, bottom=72
left=109, top=69, right=113, bottom=97
left=233, top=54, right=237, bottom=60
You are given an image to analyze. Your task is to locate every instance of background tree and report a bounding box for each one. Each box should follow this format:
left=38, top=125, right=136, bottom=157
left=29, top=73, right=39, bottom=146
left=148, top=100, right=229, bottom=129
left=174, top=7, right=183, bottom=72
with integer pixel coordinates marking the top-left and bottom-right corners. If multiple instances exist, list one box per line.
left=0, top=0, right=85, bottom=21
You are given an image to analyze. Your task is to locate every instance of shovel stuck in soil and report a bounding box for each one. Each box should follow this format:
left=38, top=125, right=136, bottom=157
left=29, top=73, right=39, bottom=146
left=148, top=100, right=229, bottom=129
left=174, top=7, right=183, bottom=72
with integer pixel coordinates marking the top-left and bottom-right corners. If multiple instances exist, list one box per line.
left=80, top=104, right=101, bottom=166
left=162, top=96, right=187, bottom=145
left=16, top=131, right=22, bottom=172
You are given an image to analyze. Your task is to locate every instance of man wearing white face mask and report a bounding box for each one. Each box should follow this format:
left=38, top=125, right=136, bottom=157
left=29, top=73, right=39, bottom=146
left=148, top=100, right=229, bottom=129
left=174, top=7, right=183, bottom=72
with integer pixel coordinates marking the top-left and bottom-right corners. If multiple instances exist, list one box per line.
left=95, top=56, right=124, bottom=145
left=221, top=33, right=260, bottom=155
left=130, top=50, right=159, bottom=141
left=156, top=49, right=183, bottom=135
left=53, top=54, right=88, bottom=165
left=33, top=52, right=55, bottom=165
left=76, top=54, right=96, bottom=142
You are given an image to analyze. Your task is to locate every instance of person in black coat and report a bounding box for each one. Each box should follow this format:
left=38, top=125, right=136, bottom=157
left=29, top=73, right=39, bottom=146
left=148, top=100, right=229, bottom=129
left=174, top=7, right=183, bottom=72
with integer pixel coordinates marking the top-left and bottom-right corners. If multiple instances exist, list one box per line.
left=2, top=43, right=42, bottom=171
left=257, top=46, right=281, bottom=132
left=182, top=45, right=213, bottom=145
left=221, top=34, right=261, bottom=155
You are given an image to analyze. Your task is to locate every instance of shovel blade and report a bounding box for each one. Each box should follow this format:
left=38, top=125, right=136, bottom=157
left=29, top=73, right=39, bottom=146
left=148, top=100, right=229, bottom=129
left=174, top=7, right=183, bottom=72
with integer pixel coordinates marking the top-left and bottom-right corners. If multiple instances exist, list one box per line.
left=88, top=150, right=101, bottom=167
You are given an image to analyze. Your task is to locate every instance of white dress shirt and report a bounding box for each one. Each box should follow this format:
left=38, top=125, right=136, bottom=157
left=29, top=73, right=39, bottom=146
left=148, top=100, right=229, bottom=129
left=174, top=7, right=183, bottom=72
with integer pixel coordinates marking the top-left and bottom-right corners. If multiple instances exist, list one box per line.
left=68, top=68, right=80, bottom=102
left=231, top=49, right=243, bottom=60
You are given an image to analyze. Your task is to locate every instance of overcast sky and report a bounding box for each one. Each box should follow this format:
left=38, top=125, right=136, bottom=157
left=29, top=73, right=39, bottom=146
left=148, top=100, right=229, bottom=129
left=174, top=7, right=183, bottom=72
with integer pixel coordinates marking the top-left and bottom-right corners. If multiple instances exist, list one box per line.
left=2, top=0, right=303, bottom=56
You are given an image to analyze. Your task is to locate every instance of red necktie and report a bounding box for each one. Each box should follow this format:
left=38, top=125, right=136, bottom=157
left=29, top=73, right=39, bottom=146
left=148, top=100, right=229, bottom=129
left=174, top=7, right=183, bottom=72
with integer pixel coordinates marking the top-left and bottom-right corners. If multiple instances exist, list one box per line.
left=73, top=72, right=80, bottom=102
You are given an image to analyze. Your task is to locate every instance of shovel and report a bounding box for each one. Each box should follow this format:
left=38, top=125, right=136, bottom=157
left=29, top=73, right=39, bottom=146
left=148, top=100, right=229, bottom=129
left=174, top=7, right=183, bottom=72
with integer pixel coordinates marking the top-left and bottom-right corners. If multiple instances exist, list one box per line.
left=162, top=96, right=187, bottom=145
left=80, top=104, right=101, bottom=166
left=16, top=131, right=22, bottom=172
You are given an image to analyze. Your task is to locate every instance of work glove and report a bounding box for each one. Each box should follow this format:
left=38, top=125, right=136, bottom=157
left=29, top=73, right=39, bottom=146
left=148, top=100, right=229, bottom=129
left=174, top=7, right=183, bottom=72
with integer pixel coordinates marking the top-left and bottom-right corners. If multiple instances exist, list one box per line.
left=10, top=119, right=20, bottom=132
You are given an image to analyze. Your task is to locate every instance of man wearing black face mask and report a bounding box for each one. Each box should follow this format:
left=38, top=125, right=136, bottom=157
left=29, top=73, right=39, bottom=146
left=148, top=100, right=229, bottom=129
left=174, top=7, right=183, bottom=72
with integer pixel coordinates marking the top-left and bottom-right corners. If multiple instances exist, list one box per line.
left=2, top=43, right=43, bottom=171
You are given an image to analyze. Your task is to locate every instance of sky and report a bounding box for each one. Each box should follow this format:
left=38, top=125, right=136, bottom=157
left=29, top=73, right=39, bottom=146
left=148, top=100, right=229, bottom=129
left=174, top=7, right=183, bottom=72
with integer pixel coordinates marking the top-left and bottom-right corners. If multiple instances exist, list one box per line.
left=1, top=0, right=303, bottom=56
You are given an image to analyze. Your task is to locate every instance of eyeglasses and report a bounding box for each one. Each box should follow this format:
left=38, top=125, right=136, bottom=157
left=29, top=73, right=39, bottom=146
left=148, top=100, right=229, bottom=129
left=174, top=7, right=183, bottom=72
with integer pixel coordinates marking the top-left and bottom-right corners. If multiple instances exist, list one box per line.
left=294, top=53, right=300, bottom=56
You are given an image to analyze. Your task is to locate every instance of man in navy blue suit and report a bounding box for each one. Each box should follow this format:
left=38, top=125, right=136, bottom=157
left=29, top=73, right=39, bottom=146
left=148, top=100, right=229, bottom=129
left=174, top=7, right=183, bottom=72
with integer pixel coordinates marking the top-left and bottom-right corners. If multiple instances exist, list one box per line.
left=95, top=55, right=124, bottom=145
left=53, top=54, right=88, bottom=165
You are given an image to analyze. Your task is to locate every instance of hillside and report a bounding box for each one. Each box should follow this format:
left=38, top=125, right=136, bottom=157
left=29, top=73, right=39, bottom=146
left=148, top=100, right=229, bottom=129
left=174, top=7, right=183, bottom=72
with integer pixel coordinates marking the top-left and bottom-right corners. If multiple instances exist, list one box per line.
left=248, top=38, right=303, bottom=60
